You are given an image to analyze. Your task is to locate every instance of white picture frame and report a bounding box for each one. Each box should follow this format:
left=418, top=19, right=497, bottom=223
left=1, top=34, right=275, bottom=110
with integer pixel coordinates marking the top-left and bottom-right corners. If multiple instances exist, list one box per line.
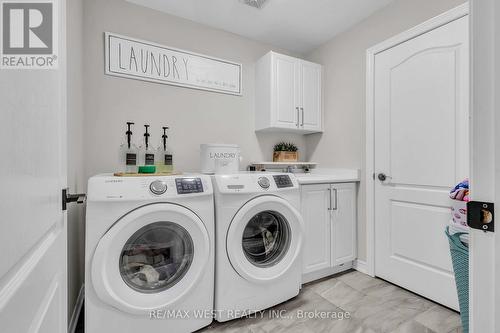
left=104, top=32, right=242, bottom=95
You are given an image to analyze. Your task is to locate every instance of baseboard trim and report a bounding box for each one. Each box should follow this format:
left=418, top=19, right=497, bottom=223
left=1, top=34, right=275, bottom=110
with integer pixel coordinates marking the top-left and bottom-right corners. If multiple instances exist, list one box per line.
left=68, top=284, right=84, bottom=333
left=302, top=261, right=354, bottom=284
left=353, top=260, right=368, bottom=274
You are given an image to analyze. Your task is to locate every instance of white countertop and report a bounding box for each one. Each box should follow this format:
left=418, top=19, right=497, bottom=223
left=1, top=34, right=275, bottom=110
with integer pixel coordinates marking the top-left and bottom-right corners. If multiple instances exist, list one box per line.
left=293, top=168, right=360, bottom=184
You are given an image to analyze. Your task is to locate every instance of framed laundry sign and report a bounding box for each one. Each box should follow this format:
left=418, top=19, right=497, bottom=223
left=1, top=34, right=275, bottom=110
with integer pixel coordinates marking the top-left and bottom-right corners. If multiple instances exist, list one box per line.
left=104, top=32, right=242, bottom=95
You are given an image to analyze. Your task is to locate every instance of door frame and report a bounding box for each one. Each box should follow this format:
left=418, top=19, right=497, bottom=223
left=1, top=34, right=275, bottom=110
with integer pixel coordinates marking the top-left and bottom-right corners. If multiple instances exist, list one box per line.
left=365, top=2, right=469, bottom=278
left=468, top=0, right=497, bottom=332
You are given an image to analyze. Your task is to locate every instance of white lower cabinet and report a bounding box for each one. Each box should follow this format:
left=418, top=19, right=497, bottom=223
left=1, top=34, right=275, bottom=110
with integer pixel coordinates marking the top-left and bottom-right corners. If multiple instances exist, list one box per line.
left=300, top=182, right=357, bottom=283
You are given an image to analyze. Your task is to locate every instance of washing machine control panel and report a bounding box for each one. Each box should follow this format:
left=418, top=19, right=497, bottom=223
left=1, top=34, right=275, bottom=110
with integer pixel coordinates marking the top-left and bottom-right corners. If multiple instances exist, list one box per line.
left=149, top=180, right=167, bottom=195
left=273, top=175, right=293, bottom=188
left=176, top=177, right=204, bottom=194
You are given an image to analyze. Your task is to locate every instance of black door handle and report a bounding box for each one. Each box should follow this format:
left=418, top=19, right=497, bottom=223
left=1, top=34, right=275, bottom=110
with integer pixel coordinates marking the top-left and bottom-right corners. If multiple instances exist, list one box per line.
left=62, top=188, right=86, bottom=211
left=378, top=173, right=387, bottom=182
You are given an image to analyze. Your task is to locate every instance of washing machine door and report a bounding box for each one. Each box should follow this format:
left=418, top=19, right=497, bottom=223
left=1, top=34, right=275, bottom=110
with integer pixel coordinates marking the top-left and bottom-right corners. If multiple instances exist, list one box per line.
left=91, top=203, right=210, bottom=314
left=226, top=195, right=303, bottom=283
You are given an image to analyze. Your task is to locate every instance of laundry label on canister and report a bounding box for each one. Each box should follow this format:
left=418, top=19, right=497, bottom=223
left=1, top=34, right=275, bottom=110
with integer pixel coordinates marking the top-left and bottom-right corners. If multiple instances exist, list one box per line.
left=145, top=153, right=155, bottom=165
left=126, top=153, right=137, bottom=166
left=165, top=154, right=173, bottom=166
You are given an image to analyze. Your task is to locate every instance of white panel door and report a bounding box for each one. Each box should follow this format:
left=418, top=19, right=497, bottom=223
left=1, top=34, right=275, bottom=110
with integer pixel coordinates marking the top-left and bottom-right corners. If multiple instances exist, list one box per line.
left=300, top=61, right=322, bottom=131
left=0, top=1, right=68, bottom=332
left=301, top=184, right=331, bottom=274
left=374, top=15, right=468, bottom=310
left=331, top=183, right=357, bottom=266
left=273, top=53, right=299, bottom=128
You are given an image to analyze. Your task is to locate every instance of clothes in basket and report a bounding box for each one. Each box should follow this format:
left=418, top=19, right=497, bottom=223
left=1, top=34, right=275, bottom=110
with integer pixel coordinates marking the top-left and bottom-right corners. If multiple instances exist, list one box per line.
left=450, top=179, right=469, bottom=227
left=450, top=179, right=469, bottom=201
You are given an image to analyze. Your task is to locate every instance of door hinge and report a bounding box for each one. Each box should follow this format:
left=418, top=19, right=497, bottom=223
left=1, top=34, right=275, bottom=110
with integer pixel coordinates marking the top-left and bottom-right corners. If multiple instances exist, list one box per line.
left=62, top=188, right=86, bottom=211
left=467, top=201, right=494, bottom=232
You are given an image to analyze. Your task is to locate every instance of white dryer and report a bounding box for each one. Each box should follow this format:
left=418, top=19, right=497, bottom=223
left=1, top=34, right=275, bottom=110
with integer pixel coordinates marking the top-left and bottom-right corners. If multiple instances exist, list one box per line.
left=85, top=175, right=214, bottom=333
left=212, top=173, right=304, bottom=322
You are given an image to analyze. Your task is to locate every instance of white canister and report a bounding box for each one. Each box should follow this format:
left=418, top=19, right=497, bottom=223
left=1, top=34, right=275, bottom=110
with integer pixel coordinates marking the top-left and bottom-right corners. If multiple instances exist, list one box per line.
left=200, top=144, right=241, bottom=174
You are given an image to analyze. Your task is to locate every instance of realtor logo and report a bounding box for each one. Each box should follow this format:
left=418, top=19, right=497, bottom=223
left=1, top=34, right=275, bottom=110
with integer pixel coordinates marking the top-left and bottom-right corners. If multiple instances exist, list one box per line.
left=1, top=0, right=58, bottom=69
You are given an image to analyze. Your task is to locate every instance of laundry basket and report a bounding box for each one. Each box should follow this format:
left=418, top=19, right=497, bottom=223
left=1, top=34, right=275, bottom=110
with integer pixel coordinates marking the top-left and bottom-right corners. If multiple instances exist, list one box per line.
left=445, top=227, right=469, bottom=333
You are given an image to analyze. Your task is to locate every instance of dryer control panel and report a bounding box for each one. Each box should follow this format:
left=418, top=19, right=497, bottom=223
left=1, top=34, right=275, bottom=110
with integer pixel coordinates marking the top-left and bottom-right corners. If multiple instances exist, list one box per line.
left=213, top=173, right=299, bottom=194
left=176, top=178, right=204, bottom=194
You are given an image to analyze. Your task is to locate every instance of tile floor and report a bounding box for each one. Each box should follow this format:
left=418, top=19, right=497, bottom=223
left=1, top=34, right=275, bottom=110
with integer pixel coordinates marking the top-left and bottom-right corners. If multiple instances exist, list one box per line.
left=198, top=270, right=463, bottom=333
left=76, top=270, right=463, bottom=333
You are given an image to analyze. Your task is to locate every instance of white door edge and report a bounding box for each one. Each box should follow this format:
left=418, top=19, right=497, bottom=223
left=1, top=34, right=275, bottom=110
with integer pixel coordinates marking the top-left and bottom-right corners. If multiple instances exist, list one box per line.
left=0, top=0, right=68, bottom=330
left=469, top=0, right=497, bottom=332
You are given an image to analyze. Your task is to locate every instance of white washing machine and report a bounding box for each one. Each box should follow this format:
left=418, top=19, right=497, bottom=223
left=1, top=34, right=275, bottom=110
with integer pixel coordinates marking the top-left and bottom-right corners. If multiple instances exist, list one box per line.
left=85, top=174, right=214, bottom=333
left=212, top=173, right=304, bottom=322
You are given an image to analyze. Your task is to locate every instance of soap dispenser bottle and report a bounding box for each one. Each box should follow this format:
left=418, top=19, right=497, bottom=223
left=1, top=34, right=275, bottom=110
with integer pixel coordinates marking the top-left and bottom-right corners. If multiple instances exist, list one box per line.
left=140, top=124, right=155, bottom=166
left=156, top=126, right=173, bottom=173
left=120, top=122, right=138, bottom=173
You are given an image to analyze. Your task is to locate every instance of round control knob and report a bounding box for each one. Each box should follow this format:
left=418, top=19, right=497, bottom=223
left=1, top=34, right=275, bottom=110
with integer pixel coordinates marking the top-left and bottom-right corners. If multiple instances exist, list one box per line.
left=150, top=180, right=167, bottom=195
left=258, top=177, right=270, bottom=189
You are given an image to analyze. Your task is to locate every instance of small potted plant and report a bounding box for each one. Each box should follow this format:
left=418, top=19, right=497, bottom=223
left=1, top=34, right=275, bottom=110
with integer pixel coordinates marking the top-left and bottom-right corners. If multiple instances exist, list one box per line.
left=273, top=142, right=299, bottom=162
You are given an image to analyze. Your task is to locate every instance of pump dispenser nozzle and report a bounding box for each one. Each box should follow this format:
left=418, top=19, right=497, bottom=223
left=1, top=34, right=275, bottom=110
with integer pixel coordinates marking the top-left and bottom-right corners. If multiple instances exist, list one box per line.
left=144, top=124, right=150, bottom=149
left=126, top=122, right=134, bottom=149
left=162, top=126, right=169, bottom=151
left=122, top=122, right=138, bottom=173
left=155, top=125, right=173, bottom=173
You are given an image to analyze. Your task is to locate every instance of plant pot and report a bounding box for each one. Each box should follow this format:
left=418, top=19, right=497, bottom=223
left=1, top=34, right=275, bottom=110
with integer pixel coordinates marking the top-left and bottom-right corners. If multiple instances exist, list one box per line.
left=273, top=151, right=298, bottom=162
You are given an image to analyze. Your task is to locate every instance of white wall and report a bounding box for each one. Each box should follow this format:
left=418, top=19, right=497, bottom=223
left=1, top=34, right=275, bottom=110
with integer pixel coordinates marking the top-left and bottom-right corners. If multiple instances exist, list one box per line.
left=67, top=0, right=85, bottom=323
left=79, top=0, right=468, bottom=267
left=305, top=0, right=467, bottom=260
left=83, top=0, right=306, bottom=181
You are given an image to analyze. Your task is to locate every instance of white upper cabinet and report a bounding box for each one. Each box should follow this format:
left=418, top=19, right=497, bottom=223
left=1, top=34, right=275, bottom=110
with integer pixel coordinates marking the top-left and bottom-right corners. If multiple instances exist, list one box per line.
left=255, top=52, right=323, bottom=134
left=301, top=61, right=322, bottom=131
left=274, top=54, right=300, bottom=128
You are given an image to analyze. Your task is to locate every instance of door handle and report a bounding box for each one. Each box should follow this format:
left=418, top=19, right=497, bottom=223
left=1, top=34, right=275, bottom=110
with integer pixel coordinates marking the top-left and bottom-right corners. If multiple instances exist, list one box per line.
left=62, top=188, right=86, bottom=211
left=377, top=173, right=392, bottom=182
left=296, top=107, right=300, bottom=127
left=328, top=187, right=337, bottom=211
left=328, top=187, right=332, bottom=211
left=332, top=187, right=338, bottom=210
left=300, top=107, right=304, bottom=127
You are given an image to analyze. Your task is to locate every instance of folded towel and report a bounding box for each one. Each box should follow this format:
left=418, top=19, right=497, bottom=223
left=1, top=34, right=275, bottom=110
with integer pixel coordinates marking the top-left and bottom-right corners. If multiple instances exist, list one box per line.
left=448, top=221, right=469, bottom=245
left=450, top=188, right=469, bottom=201
left=451, top=200, right=468, bottom=227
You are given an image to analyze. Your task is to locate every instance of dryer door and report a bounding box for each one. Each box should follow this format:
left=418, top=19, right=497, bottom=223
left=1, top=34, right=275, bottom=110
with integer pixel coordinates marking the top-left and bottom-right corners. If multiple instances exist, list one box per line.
left=226, top=196, right=304, bottom=283
left=91, top=203, right=210, bottom=314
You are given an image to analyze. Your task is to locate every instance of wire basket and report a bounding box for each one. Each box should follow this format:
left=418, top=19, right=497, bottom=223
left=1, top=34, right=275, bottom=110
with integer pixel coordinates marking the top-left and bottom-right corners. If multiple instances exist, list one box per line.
left=445, top=226, right=469, bottom=333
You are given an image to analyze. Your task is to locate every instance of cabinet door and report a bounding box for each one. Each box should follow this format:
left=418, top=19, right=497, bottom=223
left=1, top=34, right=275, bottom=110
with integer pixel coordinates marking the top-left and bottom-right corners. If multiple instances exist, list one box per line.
left=301, top=184, right=332, bottom=274
left=273, top=54, right=300, bottom=128
left=300, top=61, right=322, bottom=131
left=331, top=183, right=357, bottom=266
